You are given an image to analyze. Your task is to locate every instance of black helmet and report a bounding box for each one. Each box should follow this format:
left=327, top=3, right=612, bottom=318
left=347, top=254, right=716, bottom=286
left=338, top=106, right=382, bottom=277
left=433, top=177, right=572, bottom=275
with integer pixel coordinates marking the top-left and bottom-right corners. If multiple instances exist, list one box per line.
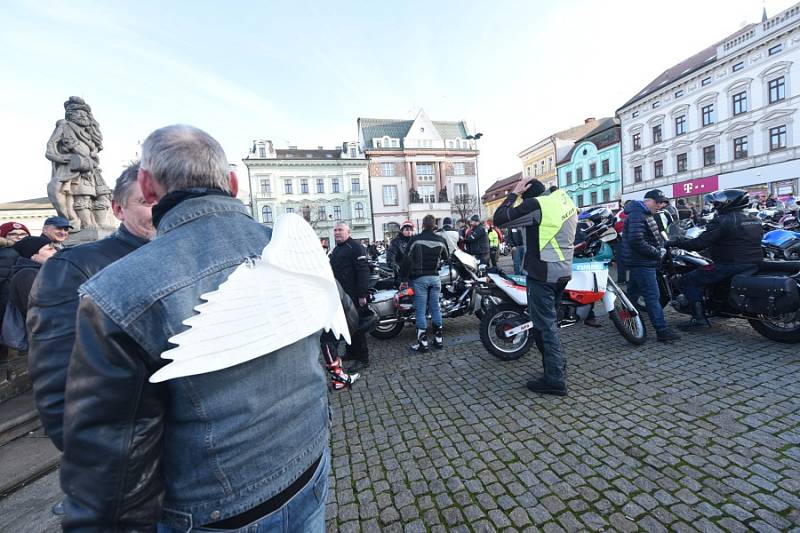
left=711, top=189, right=749, bottom=213
left=703, top=193, right=714, bottom=206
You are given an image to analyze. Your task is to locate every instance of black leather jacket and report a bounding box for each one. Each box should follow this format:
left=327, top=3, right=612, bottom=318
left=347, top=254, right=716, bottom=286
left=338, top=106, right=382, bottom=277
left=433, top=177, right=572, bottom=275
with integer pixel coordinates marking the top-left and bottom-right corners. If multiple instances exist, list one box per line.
left=329, top=238, right=370, bottom=300
left=27, top=225, right=149, bottom=451
left=673, top=209, right=763, bottom=265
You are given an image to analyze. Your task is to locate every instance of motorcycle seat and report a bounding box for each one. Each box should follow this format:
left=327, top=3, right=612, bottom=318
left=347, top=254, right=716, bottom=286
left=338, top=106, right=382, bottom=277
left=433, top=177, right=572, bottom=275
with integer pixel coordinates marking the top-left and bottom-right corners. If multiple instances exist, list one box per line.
left=758, top=260, right=800, bottom=274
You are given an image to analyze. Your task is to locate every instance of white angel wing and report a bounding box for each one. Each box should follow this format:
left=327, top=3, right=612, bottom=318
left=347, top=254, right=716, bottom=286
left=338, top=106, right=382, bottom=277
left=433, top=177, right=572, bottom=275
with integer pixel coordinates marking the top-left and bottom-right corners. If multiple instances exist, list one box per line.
left=150, top=213, right=350, bottom=383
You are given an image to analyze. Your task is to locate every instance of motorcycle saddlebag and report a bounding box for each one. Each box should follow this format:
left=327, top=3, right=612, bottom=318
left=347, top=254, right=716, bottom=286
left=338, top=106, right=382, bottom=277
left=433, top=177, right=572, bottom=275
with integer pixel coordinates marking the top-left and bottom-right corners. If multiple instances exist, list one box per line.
left=728, top=274, right=800, bottom=316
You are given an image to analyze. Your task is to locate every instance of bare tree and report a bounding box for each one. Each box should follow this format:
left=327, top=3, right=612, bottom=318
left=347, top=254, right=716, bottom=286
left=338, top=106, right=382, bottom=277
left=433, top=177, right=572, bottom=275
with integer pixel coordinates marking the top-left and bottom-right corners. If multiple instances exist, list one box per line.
left=451, top=193, right=479, bottom=223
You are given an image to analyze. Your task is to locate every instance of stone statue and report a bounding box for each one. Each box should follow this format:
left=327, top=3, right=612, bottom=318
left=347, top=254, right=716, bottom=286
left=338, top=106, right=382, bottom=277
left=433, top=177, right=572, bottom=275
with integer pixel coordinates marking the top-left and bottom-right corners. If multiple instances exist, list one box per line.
left=45, top=96, right=115, bottom=232
left=438, top=186, right=448, bottom=203
left=409, top=188, right=420, bottom=204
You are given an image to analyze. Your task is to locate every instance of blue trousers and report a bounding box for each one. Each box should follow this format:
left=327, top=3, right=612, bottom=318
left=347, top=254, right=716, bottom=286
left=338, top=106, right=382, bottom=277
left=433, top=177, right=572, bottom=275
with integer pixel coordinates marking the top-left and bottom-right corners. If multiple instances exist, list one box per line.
left=626, top=267, right=667, bottom=330
left=411, top=275, right=442, bottom=330
left=680, top=263, right=755, bottom=304
left=512, top=245, right=526, bottom=275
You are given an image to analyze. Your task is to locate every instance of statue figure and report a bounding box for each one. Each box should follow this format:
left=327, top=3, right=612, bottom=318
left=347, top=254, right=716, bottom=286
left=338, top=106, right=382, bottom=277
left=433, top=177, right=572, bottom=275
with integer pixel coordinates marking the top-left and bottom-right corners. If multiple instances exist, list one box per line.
left=45, top=97, right=114, bottom=232
left=409, top=188, right=420, bottom=203
left=438, top=186, right=448, bottom=203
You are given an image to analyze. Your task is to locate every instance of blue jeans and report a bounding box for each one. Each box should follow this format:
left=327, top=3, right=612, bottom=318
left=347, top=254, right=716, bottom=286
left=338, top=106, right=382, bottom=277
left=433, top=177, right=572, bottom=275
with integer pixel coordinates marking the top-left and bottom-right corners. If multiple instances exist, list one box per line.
left=411, top=275, right=442, bottom=330
left=680, top=263, right=755, bottom=304
left=158, top=449, right=329, bottom=532
left=527, top=279, right=567, bottom=386
left=626, top=267, right=666, bottom=330
left=512, top=245, right=526, bottom=275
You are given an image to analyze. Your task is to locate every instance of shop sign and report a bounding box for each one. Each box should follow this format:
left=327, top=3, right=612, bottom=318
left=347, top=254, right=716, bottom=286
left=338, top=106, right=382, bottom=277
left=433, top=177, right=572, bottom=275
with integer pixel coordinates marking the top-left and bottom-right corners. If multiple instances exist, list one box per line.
left=672, top=176, right=719, bottom=198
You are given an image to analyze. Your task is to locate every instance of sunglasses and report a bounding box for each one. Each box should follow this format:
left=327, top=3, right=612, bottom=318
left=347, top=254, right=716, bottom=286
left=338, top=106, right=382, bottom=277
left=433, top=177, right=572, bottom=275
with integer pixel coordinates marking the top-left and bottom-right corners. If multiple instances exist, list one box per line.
left=6, top=231, right=28, bottom=238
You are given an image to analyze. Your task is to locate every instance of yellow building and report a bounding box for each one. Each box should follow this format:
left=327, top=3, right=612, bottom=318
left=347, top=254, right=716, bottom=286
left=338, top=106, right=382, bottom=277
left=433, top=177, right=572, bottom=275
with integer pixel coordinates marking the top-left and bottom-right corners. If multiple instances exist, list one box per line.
left=481, top=172, right=523, bottom=219
left=518, top=118, right=604, bottom=189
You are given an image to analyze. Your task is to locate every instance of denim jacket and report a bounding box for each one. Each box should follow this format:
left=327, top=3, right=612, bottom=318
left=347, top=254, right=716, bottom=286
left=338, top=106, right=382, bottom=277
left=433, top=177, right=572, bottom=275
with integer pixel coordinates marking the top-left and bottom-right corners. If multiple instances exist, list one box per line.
left=60, top=195, right=329, bottom=532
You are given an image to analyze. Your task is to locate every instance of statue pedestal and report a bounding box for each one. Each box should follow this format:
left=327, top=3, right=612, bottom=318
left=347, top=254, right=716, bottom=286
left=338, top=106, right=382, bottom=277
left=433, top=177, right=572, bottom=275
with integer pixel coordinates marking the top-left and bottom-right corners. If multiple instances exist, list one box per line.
left=64, top=227, right=114, bottom=248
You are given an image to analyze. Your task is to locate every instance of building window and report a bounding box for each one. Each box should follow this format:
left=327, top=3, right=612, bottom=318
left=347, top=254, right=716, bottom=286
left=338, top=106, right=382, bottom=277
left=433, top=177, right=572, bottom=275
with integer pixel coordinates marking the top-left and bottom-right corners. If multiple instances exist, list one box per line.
left=355, top=202, right=365, bottom=219
left=260, top=178, right=271, bottom=194
left=634, top=165, right=642, bottom=183
left=577, top=195, right=585, bottom=207
left=632, top=111, right=639, bottom=118
left=350, top=147, right=357, bottom=158
left=602, top=159, right=610, bottom=174
left=382, top=185, right=398, bottom=206
left=418, top=185, right=435, bottom=203
left=351, top=177, right=360, bottom=192
left=732, top=91, right=748, bottom=115
left=769, top=125, right=787, bottom=151
left=302, top=205, right=311, bottom=222
left=316, top=178, right=324, bottom=193
left=284, top=179, right=293, bottom=194
left=576, top=167, right=583, bottom=182
left=589, top=162, right=597, bottom=178
left=300, top=178, right=309, bottom=194
left=675, top=89, right=684, bottom=98
left=565, top=171, right=572, bottom=185
left=261, top=205, right=272, bottom=223
left=703, top=145, right=716, bottom=166
left=602, top=189, right=610, bottom=203
left=285, top=207, right=294, bottom=214
left=455, top=183, right=468, bottom=198
left=733, top=136, right=748, bottom=159
left=702, top=104, right=715, bottom=126
left=381, top=163, right=394, bottom=177
left=318, top=205, right=326, bottom=220
left=652, top=101, right=660, bottom=109
left=332, top=178, right=340, bottom=193
left=769, top=43, right=783, bottom=56
left=258, top=146, right=266, bottom=158
left=702, top=77, right=712, bottom=86
left=675, top=115, right=687, bottom=136
left=652, top=124, right=662, bottom=144
left=333, top=205, right=342, bottom=219
left=391, top=139, right=399, bottom=148
left=453, top=162, right=465, bottom=176
left=677, top=153, right=687, bottom=173
left=768, top=77, right=785, bottom=104
left=653, top=160, right=664, bottom=178
left=416, top=163, right=435, bottom=182
left=590, top=191, right=598, bottom=205
left=632, top=133, right=641, bottom=151
left=732, top=62, right=744, bottom=72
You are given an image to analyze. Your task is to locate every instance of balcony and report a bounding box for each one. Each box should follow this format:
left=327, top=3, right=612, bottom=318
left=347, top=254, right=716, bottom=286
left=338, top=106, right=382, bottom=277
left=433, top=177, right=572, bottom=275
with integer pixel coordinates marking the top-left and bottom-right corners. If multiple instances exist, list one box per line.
left=254, top=190, right=276, bottom=199
left=349, top=189, right=368, bottom=198
left=408, top=202, right=451, bottom=213
left=351, top=217, right=370, bottom=226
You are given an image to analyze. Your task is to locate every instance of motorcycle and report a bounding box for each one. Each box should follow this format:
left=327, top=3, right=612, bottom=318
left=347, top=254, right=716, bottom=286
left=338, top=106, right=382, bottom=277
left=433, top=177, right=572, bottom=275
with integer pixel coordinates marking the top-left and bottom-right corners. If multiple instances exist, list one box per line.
left=477, top=207, right=646, bottom=360
left=662, top=224, right=800, bottom=344
left=367, top=249, right=488, bottom=339
left=763, top=229, right=800, bottom=260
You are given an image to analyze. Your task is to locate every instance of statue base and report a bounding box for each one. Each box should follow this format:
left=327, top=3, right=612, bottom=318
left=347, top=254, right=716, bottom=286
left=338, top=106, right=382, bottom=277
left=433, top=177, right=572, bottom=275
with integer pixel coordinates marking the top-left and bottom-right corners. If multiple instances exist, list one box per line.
left=63, top=227, right=114, bottom=248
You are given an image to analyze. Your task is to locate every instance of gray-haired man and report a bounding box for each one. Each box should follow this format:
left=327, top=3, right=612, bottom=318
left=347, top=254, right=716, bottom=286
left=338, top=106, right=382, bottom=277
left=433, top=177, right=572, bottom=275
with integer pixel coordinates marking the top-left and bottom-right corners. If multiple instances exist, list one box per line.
left=59, top=125, right=330, bottom=531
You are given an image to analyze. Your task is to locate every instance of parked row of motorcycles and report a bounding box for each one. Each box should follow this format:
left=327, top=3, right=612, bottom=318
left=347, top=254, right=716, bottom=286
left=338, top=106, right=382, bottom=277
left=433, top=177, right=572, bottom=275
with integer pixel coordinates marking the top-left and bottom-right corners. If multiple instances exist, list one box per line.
left=364, top=202, right=800, bottom=362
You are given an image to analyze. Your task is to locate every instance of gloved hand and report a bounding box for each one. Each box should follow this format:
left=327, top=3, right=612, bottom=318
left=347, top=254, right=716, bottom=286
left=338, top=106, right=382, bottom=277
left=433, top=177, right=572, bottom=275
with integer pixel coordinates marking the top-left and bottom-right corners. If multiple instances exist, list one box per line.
left=659, top=247, right=668, bottom=259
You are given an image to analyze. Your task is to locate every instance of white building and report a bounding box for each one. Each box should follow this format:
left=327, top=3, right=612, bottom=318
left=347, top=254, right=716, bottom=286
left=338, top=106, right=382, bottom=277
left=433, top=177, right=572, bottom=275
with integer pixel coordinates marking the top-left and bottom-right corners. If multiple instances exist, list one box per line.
left=618, top=4, right=800, bottom=206
left=243, top=141, right=371, bottom=247
left=358, top=110, right=480, bottom=241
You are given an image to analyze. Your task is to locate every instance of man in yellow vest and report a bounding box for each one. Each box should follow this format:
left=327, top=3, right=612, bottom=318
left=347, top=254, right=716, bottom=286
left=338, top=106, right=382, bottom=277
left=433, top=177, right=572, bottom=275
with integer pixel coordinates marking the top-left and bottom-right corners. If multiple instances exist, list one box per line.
left=494, top=179, right=577, bottom=396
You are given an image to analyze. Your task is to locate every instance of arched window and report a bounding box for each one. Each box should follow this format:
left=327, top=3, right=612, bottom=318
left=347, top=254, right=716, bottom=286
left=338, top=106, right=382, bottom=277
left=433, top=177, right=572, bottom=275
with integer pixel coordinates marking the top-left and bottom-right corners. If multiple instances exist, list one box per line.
left=302, top=205, right=311, bottom=222
left=355, top=202, right=365, bottom=220
left=261, top=205, right=273, bottom=224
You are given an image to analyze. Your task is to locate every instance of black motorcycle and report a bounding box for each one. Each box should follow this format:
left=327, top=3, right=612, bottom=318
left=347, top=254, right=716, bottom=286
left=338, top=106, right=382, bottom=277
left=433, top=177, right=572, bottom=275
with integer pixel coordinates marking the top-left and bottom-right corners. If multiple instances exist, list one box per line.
left=661, top=225, right=800, bottom=343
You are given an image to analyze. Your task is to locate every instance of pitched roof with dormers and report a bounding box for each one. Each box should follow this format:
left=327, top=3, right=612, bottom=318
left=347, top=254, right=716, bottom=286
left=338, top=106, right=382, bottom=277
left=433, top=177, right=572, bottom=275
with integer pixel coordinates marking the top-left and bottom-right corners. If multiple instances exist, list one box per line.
left=358, top=117, right=470, bottom=149
left=558, top=118, right=621, bottom=165
left=274, top=148, right=342, bottom=160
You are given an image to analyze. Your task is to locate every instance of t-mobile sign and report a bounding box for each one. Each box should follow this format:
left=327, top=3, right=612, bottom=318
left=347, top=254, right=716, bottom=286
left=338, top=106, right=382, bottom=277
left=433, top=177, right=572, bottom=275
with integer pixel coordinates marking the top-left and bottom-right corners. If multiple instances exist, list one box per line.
left=672, top=176, right=719, bottom=198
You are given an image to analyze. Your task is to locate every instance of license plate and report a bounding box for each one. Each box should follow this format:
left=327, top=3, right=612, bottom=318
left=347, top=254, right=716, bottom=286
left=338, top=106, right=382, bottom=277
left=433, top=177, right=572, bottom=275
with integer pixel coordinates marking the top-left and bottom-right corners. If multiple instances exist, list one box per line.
left=505, top=321, right=534, bottom=337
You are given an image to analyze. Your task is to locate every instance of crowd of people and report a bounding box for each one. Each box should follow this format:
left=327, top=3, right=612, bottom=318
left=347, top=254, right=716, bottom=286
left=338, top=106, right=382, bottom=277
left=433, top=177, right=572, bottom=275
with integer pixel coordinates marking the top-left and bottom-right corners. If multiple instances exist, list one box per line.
left=0, top=122, right=773, bottom=531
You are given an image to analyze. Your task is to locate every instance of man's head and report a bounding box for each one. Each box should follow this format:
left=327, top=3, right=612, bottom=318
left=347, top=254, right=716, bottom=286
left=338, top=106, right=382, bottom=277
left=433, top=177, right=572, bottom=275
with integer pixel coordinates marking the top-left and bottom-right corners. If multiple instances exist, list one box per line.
left=0, top=222, right=30, bottom=243
left=457, top=219, right=466, bottom=228
left=469, top=214, right=481, bottom=227
left=643, top=189, right=667, bottom=214
left=112, top=162, right=156, bottom=241
left=42, top=216, right=72, bottom=243
left=422, top=214, right=436, bottom=231
left=521, top=179, right=546, bottom=200
left=333, top=221, right=350, bottom=244
left=13, top=236, right=56, bottom=264
left=442, top=217, right=453, bottom=227
left=138, top=124, right=237, bottom=204
left=400, top=220, right=414, bottom=237
left=486, top=218, right=494, bottom=228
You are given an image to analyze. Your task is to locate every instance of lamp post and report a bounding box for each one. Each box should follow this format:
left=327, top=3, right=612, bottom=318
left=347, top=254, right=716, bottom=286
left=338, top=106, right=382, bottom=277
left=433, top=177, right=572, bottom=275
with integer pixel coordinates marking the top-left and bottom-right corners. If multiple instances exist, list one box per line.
left=466, top=132, right=483, bottom=217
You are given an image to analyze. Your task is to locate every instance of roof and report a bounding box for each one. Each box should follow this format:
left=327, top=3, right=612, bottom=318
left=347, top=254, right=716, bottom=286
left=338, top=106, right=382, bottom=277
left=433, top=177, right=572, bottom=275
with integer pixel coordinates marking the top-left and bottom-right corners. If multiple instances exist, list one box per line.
left=358, top=117, right=470, bottom=149
left=518, top=118, right=612, bottom=158
left=620, top=23, right=758, bottom=109
left=0, top=197, right=53, bottom=210
left=274, top=149, right=341, bottom=160
left=558, top=118, right=621, bottom=164
left=482, top=172, right=523, bottom=202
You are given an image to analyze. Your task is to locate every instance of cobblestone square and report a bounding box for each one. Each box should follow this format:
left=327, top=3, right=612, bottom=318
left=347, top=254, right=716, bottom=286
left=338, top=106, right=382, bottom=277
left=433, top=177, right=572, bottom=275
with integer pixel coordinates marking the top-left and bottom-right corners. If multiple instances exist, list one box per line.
left=326, top=304, right=800, bottom=532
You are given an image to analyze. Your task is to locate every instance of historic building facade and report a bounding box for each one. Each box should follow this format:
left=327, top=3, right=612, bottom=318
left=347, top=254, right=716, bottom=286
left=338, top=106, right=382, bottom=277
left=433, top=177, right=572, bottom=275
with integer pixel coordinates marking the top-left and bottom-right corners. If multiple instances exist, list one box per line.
left=481, top=172, right=523, bottom=218
left=243, top=141, right=371, bottom=246
left=358, top=110, right=480, bottom=240
left=618, top=4, right=800, bottom=206
left=556, top=118, right=621, bottom=209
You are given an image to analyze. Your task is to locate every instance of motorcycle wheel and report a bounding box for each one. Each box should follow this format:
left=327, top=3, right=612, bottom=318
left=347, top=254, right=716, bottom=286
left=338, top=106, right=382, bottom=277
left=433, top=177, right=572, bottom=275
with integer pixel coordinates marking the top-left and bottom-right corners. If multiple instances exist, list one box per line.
left=608, top=299, right=647, bottom=346
left=748, top=313, right=800, bottom=344
left=479, top=303, right=534, bottom=361
left=369, top=321, right=404, bottom=340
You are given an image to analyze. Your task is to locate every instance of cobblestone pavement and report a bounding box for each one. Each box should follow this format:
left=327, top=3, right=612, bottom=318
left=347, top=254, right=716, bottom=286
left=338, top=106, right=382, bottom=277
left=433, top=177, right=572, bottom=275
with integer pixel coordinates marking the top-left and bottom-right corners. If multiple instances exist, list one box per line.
left=326, top=302, right=800, bottom=532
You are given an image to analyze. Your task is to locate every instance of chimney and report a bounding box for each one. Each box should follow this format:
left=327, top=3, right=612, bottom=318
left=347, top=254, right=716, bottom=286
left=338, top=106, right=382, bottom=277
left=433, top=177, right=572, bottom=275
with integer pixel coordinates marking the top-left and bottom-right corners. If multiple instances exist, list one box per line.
left=584, top=117, right=596, bottom=124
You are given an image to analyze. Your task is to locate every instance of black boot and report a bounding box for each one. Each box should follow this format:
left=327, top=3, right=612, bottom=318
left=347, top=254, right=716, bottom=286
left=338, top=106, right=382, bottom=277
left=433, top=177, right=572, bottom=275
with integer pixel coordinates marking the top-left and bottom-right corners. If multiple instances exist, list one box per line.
left=678, top=302, right=711, bottom=331
left=432, top=326, right=443, bottom=349
left=409, top=329, right=429, bottom=353
left=656, top=327, right=681, bottom=342
left=346, top=358, right=370, bottom=373
left=526, top=377, right=567, bottom=396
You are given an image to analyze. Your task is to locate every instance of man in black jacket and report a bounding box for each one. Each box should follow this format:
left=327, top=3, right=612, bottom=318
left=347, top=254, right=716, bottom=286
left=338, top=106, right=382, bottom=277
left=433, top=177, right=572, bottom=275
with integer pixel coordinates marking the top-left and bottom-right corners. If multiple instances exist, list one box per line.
left=465, top=214, right=490, bottom=265
left=400, top=214, right=448, bottom=352
left=386, top=220, right=414, bottom=281
left=667, top=189, right=762, bottom=330
left=27, top=163, right=153, bottom=453
left=330, top=221, right=371, bottom=372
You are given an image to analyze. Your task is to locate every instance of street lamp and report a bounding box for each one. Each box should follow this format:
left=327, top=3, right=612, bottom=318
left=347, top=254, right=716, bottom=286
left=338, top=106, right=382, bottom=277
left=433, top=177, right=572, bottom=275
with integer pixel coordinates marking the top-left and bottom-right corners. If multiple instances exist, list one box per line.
left=466, top=133, right=484, bottom=217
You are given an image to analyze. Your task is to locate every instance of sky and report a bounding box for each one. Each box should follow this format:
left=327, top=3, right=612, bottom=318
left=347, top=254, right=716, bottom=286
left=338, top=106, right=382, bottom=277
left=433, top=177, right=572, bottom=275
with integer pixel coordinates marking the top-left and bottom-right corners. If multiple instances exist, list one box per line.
left=0, top=0, right=794, bottom=203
